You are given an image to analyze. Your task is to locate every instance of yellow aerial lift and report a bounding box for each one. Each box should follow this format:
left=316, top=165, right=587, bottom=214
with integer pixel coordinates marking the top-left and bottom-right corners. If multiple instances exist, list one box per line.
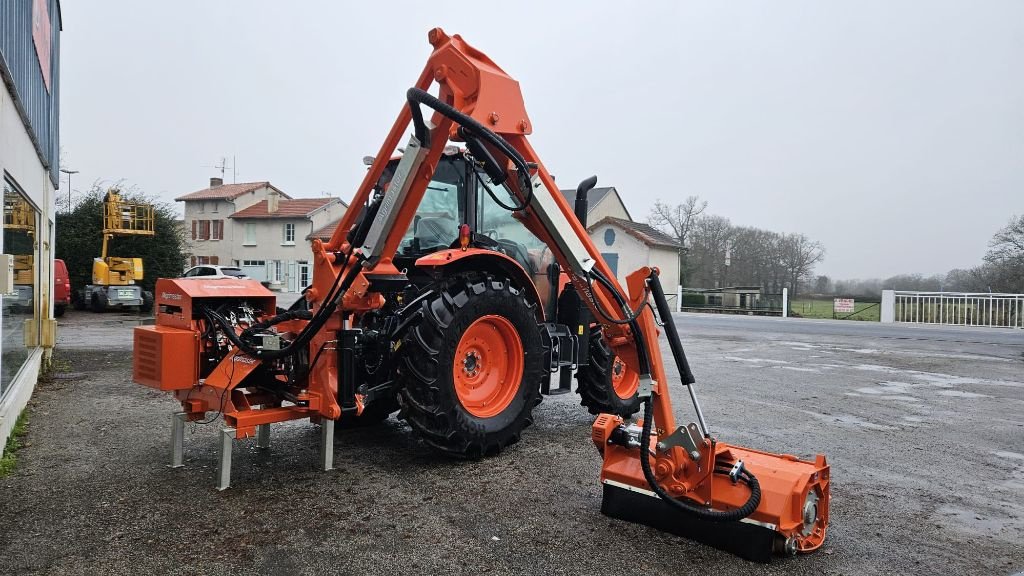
left=77, top=189, right=156, bottom=312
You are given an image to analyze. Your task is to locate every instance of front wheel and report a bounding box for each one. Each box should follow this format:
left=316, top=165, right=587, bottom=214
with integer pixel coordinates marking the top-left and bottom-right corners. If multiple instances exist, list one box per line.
left=398, top=275, right=545, bottom=458
left=576, top=328, right=641, bottom=417
left=90, top=291, right=108, bottom=313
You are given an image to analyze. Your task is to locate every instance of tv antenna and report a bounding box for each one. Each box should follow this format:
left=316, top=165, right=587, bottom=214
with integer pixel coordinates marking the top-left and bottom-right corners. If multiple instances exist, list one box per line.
left=203, top=156, right=238, bottom=183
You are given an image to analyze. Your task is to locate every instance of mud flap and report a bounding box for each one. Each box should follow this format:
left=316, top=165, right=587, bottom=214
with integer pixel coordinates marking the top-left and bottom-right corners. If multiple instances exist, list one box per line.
left=601, top=482, right=777, bottom=563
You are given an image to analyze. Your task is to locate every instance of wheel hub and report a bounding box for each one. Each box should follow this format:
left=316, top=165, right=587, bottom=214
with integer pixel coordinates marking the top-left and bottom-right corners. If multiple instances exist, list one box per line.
left=463, top=351, right=481, bottom=377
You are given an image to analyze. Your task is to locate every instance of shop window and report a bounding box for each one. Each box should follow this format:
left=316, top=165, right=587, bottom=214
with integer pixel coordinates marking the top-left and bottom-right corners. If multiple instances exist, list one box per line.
left=2, top=178, right=39, bottom=400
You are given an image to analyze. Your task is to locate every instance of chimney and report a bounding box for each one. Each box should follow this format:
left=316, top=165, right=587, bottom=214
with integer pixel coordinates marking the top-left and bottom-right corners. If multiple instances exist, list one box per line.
left=210, top=177, right=223, bottom=188
left=267, top=191, right=279, bottom=213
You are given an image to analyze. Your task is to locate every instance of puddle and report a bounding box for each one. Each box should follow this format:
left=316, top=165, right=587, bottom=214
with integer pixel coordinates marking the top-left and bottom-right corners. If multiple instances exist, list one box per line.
left=937, top=390, right=991, bottom=399
left=722, top=356, right=789, bottom=364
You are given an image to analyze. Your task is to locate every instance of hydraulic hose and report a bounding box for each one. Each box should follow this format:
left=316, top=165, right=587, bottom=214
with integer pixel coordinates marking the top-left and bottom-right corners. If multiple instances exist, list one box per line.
left=205, top=259, right=364, bottom=361
left=406, top=88, right=534, bottom=209
left=637, top=396, right=761, bottom=522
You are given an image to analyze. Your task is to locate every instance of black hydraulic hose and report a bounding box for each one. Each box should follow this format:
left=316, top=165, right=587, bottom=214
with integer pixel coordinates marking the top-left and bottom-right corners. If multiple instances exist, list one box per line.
left=241, top=309, right=314, bottom=338
left=206, top=260, right=364, bottom=361
left=638, top=397, right=761, bottom=522
left=406, top=88, right=534, bottom=209
left=588, top=268, right=651, bottom=376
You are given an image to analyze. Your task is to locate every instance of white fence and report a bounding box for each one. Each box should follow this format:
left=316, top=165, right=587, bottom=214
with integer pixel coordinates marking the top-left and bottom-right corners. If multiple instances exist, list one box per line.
left=881, top=290, right=1024, bottom=328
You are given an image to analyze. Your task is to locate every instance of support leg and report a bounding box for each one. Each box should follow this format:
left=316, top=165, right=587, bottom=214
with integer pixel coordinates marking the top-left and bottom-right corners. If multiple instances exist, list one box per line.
left=170, top=412, right=186, bottom=468
left=216, top=427, right=236, bottom=491
left=320, top=419, right=334, bottom=471
left=256, top=424, right=271, bottom=449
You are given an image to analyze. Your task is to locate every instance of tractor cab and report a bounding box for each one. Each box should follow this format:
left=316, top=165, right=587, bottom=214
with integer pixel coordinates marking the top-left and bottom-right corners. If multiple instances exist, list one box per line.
left=378, top=148, right=553, bottom=300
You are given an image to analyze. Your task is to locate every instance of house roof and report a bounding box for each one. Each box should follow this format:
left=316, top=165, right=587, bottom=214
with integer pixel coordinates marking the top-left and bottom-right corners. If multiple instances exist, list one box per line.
left=230, top=197, right=339, bottom=219
left=589, top=216, right=681, bottom=249
left=308, top=219, right=342, bottom=241
left=175, top=181, right=292, bottom=202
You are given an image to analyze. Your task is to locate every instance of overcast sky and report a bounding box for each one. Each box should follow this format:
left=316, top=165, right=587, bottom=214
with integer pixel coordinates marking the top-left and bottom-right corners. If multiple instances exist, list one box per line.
left=59, top=1, right=1023, bottom=278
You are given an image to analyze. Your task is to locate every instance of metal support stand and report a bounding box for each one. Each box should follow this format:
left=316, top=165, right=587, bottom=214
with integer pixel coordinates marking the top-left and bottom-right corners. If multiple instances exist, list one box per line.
left=216, top=427, right=236, bottom=491
left=320, top=419, right=335, bottom=471
left=170, top=412, right=186, bottom=468
left=256, top=424, right=271, bottom=449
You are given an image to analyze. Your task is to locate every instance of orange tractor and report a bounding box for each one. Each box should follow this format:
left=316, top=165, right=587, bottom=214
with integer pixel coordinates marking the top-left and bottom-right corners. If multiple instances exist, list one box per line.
left=133, top=29, right=829, bottom=561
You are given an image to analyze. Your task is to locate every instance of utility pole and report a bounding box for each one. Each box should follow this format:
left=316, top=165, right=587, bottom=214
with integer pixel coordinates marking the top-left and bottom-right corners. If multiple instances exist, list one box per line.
left=59, top=168, right=79, bottom=212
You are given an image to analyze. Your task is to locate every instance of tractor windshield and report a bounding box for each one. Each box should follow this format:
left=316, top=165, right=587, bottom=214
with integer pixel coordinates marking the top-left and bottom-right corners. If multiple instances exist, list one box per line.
left=396, top=155, right=466, bottom=254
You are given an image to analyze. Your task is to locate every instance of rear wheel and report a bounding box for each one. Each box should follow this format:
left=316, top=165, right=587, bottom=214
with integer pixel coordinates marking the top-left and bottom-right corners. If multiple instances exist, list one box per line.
left=576, top=328, right=641, bottom=417
left=140, top=291, right=154, bottom=313
left=398, top=275, right=544, bottom=458
left=90, top=291, right=108, bottom=313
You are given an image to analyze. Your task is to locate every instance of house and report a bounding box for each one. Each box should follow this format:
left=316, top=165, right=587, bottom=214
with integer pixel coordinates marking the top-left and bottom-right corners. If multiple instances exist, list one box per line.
left=559, top=186, right=631, bottom=223
left=1, top=0, right=63, bottom=457
left=176, top=178, right=345, bottom=292
left=559, top=187, right=680, bottom=286
left=587, top=217, right=681, bottom=288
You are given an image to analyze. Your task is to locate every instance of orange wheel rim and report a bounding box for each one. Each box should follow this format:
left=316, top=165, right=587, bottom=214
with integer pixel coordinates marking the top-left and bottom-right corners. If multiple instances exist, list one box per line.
left=611, top=356, right=639, bottom=400
left=453, top=315, right=524, bottom=418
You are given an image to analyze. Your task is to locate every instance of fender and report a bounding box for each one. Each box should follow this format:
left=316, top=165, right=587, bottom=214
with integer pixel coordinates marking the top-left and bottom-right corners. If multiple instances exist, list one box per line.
left=415, top=248, right=544, bottom=320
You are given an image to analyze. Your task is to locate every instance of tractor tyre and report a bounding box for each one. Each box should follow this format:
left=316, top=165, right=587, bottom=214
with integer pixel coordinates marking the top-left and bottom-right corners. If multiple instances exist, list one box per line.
left=54, top=305, right=66, bottom=318
left=90, top=291, right=108, bottom=313
left=576, top=328, right=641, bottom=417
left=72, top=291, right=86, bottom=311
left=140, top=291, right=154, bottom=313
left=398, top=274, right=544, bottom=458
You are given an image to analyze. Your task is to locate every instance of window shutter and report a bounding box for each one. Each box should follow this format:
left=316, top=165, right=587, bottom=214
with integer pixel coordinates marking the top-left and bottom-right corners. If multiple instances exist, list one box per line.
left=211, top=255, right=219, bottom=265
left=191, top=220, right=197, bottom=240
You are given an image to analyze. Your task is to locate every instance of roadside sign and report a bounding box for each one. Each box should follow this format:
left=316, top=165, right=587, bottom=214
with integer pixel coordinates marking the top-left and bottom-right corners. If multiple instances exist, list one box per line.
left=834, top=298, right=855, bottom=313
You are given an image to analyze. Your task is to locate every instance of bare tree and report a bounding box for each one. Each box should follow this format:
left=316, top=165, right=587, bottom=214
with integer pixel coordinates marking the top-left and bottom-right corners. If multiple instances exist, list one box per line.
left=648, top=196, right=708, bottom=284
left=780, top=234, right=825, bottom=297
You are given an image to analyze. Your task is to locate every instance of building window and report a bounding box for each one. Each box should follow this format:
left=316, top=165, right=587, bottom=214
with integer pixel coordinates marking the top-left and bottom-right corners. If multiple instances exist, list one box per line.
left=244, top=223, right=256, bottom=245
left=604, top=228, right=616, bottom=246
left=211, top=219, right=223, bottom=241
left=242, top=260, right=266, bottom=267
left=272, top=260, right=284, bottom=283
left=211, top=202, right=218, bottom=213
left=196, top=220, right=211, bottom=240
left=199, top=202, right=206, bottom=213
left=2, top=178, right=40, bottom=401
left=282, top=223, right=295, bottom=245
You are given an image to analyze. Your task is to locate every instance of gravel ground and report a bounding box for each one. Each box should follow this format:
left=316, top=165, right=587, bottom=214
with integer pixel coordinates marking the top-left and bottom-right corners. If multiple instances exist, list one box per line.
left=1, top=310, right=1022, bottom=575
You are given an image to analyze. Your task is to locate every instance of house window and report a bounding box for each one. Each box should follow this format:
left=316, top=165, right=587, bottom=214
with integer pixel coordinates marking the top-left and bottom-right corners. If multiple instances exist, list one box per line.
left=211, top=202, right=218, bottom=213
left=244, top=223, right=256, bottom=245
left=191, top=255, right=219, bottom=266
left=242, top=260, right=266, bottom=267
left=198, top=220, right=211, bottom=240
left=272, top=260, right=284, bottom=283
left=282, top=223, right=295, bottom=245
left=199, top=202, right=206, bottom=213
left=211, top=219, right=223, bottom=240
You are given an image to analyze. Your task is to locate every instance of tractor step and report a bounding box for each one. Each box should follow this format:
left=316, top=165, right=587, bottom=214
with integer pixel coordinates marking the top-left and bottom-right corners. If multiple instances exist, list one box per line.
left=600, top=481, right=778, bottom=562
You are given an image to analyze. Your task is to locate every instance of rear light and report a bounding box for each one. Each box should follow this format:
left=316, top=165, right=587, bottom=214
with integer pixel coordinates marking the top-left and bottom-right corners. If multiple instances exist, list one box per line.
left=459, top=224, right=471, bottom=250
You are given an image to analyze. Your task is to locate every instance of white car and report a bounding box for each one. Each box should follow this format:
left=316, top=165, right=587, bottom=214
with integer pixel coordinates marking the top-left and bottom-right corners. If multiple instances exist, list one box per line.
left=181, top=265, right=250, bottom=279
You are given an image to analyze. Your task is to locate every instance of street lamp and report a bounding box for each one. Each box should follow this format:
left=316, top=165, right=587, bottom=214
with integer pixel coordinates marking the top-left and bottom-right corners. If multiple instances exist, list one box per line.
left=59, top=168, right=78, bottom=211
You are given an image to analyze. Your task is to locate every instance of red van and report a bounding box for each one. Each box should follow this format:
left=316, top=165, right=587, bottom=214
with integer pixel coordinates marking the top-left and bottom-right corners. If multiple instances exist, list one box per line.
left=54, top=259, right=71, bottom=317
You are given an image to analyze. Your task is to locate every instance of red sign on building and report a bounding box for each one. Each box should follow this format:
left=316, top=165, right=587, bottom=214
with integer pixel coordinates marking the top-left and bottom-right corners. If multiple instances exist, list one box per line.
left=32, top=0, right=52, bottom=92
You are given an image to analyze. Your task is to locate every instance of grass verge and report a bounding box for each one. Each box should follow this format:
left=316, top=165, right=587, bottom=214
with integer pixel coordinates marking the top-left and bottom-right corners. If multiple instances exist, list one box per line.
left=0, top=410, right=29, bottom=478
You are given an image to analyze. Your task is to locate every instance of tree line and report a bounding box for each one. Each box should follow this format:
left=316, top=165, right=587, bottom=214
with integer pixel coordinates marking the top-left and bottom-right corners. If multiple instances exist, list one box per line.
left=648, top=196, right=825, bottom=296
left=812, top=215, right=1024, bottom=297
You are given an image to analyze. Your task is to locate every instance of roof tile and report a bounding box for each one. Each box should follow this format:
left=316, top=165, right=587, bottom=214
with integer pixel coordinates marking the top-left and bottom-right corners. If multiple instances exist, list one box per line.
left=590, top=216, right=681, bottom=249
left=175, top=181, right=292, bottom=202
left=230, top=198, right=339, bottom=219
